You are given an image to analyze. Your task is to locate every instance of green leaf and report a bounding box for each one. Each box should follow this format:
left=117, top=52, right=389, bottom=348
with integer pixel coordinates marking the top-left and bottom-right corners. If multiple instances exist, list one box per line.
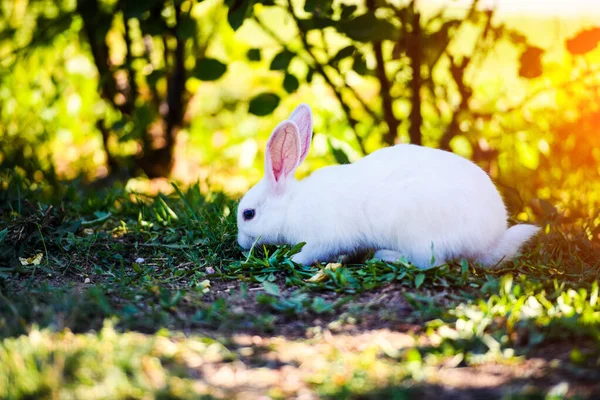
left=330, top=45, right=356, bottom=66
left=501, top=274, right=513, bottom=296
left=405, top=348, right=423, bottom=363
left=460, top=258, right=469, bottom=282
left=57, top=221, right=82, bottom=234
left=247, top=48, right=261, bottom=61
left=121, top=2, right=153, bottom=18
left=311, top=297, right=334, bottom=314
left=262, top=281, right=280, bottom=296
left=125, top=104, right=155, bottom=141
left=352, top=53, right=368, bottom=75
left=340, top=4, right=357, bottom=19
left=81, top=212, right=112, bottom=227
left=146, top=69, right=165, bottom=87
left=122, top=304, right=139, bottom=316
left=256, top=293, right=276, bottom=305
left=227, top=0, right=252, bottom=31
left=415, top=273, right=425, bottom=289
left=306, top=67, right=315, bottom=83
left=422, top=19, right=460, bottom=69
left=335, top=12, right=399, bottom=42
left=160, top=290, right=184, bottom=308
left=132, top=263, right=142, bottom=273
left=327, top=138, right=351, bottom=165
left=270, top=50, right=295, bottom=71
left=297, top=17, right=334, bottom=31
left=171, top=182, right=199, bottom=221
left=304, top=0, right=333, bottom=15
left=176, top=17, right=196, bottom=39
left=0, top=228, right=7, bottom=244
left=290, top=242, right=306, bottom=255
left=304, top=0, right=317, bottom=12
left=34, top=13, right=75, bottom=43
left=283, top=73, right=299, bottom=93
left=193, top=58, right=227, bottom=81
left=139, top=14, right=168, bottom=36
left=590, top=281, right=599, bottom=307
left=248, top=93, right=280, bottom=116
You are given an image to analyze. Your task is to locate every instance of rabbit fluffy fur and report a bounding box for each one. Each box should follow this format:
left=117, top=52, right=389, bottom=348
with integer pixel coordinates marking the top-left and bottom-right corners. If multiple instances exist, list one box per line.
left=237, top=104, right=539, bottom=269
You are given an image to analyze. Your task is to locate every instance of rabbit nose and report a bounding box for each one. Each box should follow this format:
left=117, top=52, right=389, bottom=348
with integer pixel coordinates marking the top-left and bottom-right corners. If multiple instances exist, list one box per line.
left=237, top=233, right=254, bottom=249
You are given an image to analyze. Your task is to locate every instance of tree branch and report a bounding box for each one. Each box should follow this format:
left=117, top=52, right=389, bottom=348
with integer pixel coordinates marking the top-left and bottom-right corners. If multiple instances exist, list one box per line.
left=156, top=5, right=187, bottom=176
left=77, top=0, right=123, bottom=113
left=96, top=119, right=119, bottom=173
left=135, top=3, right=187, bottom=178
left=474, top=65, right=600, bottom=119
left=165, top=35, right=185, bottom=144
left=284, top=0, right=370, bottom=154
left=77, top=0, right=130, bottom=176
left=142, top=35, right=162, bottom=112
left=439, top=55, right=471, bottom=150
left=367, top=0, right=399, bottom=146
left=429, top=0, right=480, bottom=72
left=374, top=43, right=400, bottom=146
left=439, top=7, right=493, bottom=150
left=406, top=6, right=423, bottom=146
left=122, top=14, right=138, bottom=114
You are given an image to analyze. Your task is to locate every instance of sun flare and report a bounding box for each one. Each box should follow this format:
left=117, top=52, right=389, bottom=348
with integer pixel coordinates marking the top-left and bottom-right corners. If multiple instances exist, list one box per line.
left=434, top=0, right=600, bottom=15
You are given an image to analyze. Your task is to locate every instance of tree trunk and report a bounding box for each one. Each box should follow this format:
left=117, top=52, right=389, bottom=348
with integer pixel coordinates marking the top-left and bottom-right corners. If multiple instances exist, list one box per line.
left=367, top=0, right=399, bottom=147
left=137, top=11, right=186, bottom=178
left=440, top=56, right=472, bottom=151
left=407, top=11, right=423, bottom=146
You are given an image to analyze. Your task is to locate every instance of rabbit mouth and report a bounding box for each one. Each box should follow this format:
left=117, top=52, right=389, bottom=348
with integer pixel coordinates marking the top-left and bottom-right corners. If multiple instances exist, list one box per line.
left=237, top=233, right=255, bottom=250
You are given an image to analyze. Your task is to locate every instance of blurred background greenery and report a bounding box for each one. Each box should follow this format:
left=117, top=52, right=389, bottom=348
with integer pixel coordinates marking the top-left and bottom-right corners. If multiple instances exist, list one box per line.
left=1, top=0, right=600, bottom=225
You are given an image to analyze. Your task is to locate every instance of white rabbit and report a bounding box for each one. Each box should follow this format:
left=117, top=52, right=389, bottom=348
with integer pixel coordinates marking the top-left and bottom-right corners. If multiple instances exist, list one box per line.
left=237, top=104, right=539, bottom=269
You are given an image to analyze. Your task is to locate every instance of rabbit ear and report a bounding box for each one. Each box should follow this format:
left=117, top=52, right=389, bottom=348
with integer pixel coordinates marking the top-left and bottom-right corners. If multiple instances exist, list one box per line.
left=265, top=120, right=301, bottom=192
left=289, top=103, right=313, bottom=164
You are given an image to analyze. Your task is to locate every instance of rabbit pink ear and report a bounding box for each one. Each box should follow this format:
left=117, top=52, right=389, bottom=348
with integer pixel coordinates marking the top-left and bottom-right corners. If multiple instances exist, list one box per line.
left=289, top=103, right=313, bottom=163
left=265, top=121, right=301, bottom=192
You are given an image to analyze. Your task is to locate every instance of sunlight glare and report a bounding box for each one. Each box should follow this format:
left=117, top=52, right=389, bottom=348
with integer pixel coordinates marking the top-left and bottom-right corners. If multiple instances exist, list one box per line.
left=432, top=0, right=600, bottom=15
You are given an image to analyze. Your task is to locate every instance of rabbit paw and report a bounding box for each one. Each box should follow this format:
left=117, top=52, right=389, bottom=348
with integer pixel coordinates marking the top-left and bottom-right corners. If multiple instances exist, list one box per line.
left=373, top=249, right=405, bottom=263
left=374, top=249, right=443, bottom=270
left=290, top=251, right=316, bottom=266
left=291, top=245, right=334, bottom=266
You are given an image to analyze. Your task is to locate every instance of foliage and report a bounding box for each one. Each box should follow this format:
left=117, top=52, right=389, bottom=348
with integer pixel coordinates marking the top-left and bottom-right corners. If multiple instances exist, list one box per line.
left=0, top=0, right=598, bottom=195
left=1, top=0, right=296, bottom=180
left=223, top=0, right=600, bottom=161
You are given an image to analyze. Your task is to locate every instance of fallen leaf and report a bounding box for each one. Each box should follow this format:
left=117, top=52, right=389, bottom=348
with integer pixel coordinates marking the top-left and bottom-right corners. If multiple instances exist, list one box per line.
left=306, top=263, right=342, bottom=283
left=199, top=279, right=211, bottom=294
left=19, top=253, right=44, bottom=266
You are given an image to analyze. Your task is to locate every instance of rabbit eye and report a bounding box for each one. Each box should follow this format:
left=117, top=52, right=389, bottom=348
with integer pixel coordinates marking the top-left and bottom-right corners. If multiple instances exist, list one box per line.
left=243, top=209, right=255, bottom=221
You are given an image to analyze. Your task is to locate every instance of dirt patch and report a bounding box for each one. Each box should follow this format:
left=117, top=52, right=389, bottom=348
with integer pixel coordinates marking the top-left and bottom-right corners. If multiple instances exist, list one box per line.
left=169, top=332, right=600, bottom=399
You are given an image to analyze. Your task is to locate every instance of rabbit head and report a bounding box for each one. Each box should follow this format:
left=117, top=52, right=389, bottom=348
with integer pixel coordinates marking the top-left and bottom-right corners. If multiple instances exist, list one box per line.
left=237, top=104, right=313, bottom=249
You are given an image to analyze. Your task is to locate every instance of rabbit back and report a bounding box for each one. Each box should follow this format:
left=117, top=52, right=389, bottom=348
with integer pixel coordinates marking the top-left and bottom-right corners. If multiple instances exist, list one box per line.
left=284, top=144, right=509, bottom=267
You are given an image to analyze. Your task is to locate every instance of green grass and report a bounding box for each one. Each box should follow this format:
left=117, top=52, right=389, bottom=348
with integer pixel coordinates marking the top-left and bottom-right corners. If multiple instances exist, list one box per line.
left=1, top=174, right=600, bottom=399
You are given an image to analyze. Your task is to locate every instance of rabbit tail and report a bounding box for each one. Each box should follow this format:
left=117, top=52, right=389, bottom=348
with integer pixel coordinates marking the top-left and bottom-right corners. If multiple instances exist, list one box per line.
left=478, top=224, right=539, bottom=267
